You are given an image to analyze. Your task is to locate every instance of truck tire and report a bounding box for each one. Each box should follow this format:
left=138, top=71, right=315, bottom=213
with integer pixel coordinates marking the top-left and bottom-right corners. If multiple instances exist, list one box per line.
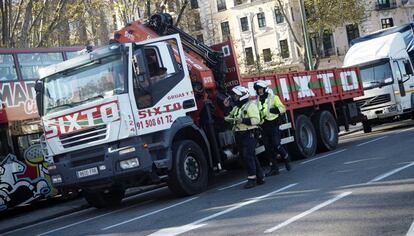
left=362, top=121, right=372, bottom=133
left=289, top=115, right=317, bottom=159
left=168, top=140, right=208, bottom=196
left=313, top=111, right=338, bottom=152
left=83, top=187, right=125, bottom=209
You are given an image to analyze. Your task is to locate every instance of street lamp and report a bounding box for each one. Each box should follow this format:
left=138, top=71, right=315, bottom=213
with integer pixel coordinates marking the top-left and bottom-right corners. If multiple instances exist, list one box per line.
left=250, top=13, right=262, bottom=74
left=299, top=0, right=313, bottom=70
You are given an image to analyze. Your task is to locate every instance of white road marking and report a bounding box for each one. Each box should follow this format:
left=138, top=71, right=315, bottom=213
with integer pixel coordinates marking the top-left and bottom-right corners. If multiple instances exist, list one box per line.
left=300, top=149, right=347, bottom=165
left=102, top=197, right=198, bottom=230
left=148, top=183, right=298, bottom=236
left=406, top=220, right=414, bottom=236
left=356, top=136, right=387, bottom=147
left=36, top=201, right=151, bottom=236
left=217, top=180, right=247, bottom=191
left=367, top=162, right=414, bottom=184
left=2, top=208, right=94, bottom=236
left=344, top=157, right=383, bottom=165
left=264, top=191, right=352, bottom=233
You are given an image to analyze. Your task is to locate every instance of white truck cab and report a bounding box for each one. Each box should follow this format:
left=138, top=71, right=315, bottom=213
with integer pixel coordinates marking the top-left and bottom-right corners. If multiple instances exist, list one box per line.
left=344, top=32, right=414, bottom=132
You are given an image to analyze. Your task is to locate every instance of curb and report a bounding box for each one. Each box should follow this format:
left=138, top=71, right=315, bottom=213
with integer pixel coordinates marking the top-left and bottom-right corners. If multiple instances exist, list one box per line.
left=339, top=128, right=363, bottom=137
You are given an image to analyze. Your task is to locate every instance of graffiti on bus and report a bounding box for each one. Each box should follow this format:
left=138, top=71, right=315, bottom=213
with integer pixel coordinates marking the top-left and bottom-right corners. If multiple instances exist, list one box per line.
left=0, top=145, right=53, bottom=211
left=0, top=81, right=38, bottom=123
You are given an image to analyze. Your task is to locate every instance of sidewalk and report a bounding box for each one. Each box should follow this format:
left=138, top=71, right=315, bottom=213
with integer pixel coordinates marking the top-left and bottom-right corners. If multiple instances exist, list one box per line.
left=339, top=124, right=363, bottom=136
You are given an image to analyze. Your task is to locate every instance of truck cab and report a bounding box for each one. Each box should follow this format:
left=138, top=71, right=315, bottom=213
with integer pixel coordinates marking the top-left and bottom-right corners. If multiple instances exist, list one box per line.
left=36, top=35, right=203, bottom=208
left=344, top=32, right=414, bottom=132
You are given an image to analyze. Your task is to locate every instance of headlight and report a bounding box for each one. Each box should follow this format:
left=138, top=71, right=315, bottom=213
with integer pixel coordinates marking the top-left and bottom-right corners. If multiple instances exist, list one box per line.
left=120, top=158, right=140, bottom=170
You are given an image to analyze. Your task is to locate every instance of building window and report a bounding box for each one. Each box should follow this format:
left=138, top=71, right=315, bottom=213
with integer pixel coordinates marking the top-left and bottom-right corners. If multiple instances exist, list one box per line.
left=245, top=47, right=254, bottom=65
left=346, top=24, right=360, bottom=45
left=279, top=40, right=290, bottom=59
left=234, top=0, right=247, bottom=6
left=221, top=21, right=230, bottom=40
left=257, top=12, right=266, bottom=28
left=217, top=0, right=227, bottom=11
left=196, top=34, right=204, bottom=43
left=381, top=18, right=394, bottom=29
left=275, top=8, right=284, bottom=24
left=240, top=17, right=249, bottom=32
left=193, top=12, right=202, bottom=31
left=263, top=48, right=272, bottom=62
left=322, top=31, right=334, bottom=57
left=190, top=0, right=199, bottom=9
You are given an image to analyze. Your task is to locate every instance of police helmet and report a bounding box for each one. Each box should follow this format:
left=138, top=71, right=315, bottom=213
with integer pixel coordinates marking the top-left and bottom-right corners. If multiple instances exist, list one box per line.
left=253, top=80, right=269, bottom=93
left=231, top=86, right=250, bottom=101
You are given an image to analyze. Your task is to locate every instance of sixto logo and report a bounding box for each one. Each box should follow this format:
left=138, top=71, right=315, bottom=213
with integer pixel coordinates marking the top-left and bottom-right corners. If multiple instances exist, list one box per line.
left=44, top=101, right=120, bottom=139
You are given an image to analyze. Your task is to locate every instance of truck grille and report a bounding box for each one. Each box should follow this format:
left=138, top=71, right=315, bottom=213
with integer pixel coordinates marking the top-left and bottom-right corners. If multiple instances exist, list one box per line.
left=356, top=94, right=391, bottom=109
left=60, top=125, right=107, bottom=148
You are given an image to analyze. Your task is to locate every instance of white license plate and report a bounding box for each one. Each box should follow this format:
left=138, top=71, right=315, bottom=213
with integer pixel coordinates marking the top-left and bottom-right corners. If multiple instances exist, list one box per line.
left=77, top=167, right=98, bottom=178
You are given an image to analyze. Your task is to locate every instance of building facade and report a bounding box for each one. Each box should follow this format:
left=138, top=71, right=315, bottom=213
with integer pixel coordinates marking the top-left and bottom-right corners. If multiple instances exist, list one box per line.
left=184, top=0, right=414, bottom=74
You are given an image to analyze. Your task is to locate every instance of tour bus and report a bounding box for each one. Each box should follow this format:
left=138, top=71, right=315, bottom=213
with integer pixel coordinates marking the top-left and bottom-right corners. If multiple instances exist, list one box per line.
left=0, top=47, right=84, bottom=211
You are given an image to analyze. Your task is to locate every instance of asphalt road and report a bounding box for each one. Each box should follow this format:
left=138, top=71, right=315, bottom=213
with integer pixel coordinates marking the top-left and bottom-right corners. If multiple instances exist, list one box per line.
left=3, top=121, right=414, bottom=236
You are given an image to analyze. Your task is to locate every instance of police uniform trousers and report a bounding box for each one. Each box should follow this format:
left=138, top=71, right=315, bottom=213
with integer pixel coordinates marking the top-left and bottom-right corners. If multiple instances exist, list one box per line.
left=235, top=129, right=264, bottom=179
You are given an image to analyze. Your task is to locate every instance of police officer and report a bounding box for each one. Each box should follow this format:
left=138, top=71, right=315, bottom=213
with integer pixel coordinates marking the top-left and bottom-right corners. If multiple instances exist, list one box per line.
left=254, top=80, right=291, bottom=176
left=225, top=86, right=264, bottom=189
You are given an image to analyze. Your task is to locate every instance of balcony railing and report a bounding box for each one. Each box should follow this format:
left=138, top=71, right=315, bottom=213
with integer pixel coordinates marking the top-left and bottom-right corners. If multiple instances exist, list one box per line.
left=375, top=0, right=397, bottom=10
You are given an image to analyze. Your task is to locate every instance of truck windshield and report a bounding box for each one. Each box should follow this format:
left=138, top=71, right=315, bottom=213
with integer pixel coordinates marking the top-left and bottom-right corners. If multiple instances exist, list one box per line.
left=43, top=55, right=125, bottom=115
left=360, top=60, right=393, bottom=89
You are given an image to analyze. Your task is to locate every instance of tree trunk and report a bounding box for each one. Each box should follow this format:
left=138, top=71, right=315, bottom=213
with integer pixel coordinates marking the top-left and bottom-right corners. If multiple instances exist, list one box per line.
left=99, top=10, right=110, bottom=45
left=19, top=0, right=33, bottom=48
left=1, top=0, right=10, bottom=47
left=175, top=0, right=188, bottom=26
left=146, top=0, right=151, bottom=18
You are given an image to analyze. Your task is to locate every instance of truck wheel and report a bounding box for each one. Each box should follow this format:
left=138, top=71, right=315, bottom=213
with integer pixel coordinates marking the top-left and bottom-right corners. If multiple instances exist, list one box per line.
left=313, top=111, right=338, bottom=152
left=168, top=140, right=208, bottom=196
left=289, top=115, right=317, bottom=159
left=83, top=187, right=125, bottom=209
left=362, top=121, right=372, bottom=133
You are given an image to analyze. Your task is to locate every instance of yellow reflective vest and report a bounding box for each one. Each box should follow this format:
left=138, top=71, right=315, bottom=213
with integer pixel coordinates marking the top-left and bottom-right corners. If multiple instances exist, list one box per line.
left=225, top=101, right=260, bottom=131
left=256, top=91, right=286, bottom=122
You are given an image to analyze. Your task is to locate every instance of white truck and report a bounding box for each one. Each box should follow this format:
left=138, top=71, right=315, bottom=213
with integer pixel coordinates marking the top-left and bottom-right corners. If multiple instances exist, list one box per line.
left=344, top=24, right=414, bottom=132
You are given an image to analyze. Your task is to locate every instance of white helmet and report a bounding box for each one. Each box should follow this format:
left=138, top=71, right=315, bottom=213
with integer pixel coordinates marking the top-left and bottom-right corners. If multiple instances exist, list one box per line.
left=231, top=86, right=250, bottom=101
left=253, top=80, right=270, bottom=93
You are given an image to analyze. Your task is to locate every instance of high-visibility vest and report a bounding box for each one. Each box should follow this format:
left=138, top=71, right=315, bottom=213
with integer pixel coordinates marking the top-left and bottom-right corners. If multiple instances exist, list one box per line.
left=225, top=101, right=260, bottom=131
left=256, top=91, right=286, bottom=122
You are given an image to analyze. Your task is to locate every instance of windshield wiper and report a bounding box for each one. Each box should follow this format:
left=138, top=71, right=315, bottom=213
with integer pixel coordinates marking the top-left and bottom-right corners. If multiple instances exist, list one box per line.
left=72, top=94, right=104, bottom=106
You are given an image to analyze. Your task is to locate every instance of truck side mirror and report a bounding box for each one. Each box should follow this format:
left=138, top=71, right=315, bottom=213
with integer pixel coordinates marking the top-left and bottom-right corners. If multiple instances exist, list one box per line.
left=398, top=80, right=406, bottom=97
left=34, top=80, right=43, bottom=116
left=403, top=60, right=413, bottom=76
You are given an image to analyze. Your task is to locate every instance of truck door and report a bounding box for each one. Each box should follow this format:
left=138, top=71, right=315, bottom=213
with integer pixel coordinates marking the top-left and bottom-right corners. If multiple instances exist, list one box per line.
left=393, top=59, right=414, bottom=110
left=128, top=35, right=197, bottom=136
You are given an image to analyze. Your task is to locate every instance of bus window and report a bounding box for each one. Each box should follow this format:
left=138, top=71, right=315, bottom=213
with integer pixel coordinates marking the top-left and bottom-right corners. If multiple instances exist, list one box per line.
left=17, top=52, right=63, bottom=80
left=66, top=51, right=83, bottom=60
left=0, top=54, right=18, bottom=81
left=0, top=126, right=10, bottom=161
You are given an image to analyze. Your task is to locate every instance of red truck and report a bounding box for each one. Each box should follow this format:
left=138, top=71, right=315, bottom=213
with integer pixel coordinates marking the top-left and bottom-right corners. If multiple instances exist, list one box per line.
left=35, top=13, right=364, bottom=208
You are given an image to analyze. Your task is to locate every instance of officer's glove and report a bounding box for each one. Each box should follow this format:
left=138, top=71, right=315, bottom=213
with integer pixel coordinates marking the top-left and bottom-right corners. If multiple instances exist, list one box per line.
left=241, top=118, right=252, bottom=125
left=269, top=107, right=280, bottom=115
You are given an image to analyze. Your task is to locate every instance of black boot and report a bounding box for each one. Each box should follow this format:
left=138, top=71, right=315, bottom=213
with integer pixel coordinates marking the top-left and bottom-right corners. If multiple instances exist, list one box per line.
left=283, top=154, right=291, bottom=171
left=265, top=164, right=280, bottom=177
left=257, top=177, right=265, bottom=185
left=244, top=179, right=257, bottom=189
